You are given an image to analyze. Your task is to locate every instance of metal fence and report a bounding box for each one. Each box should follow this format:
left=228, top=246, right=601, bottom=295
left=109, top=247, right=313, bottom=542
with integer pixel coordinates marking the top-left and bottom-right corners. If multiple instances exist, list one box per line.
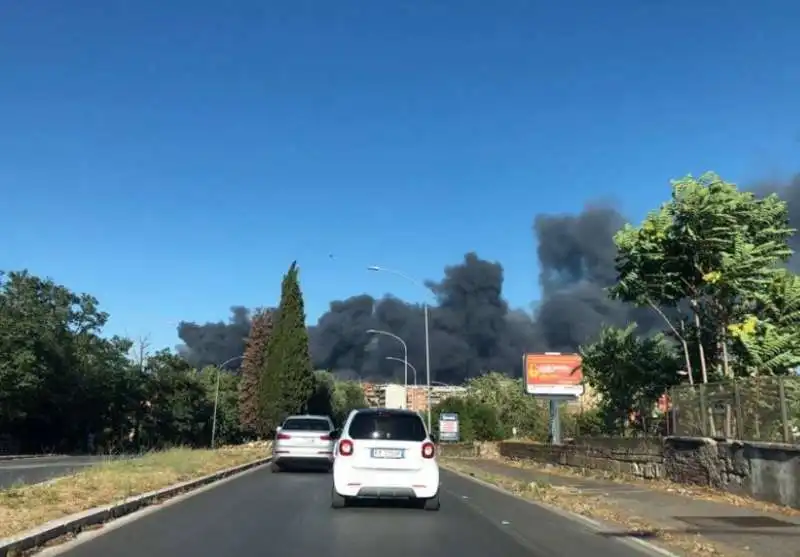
left=669, top=376, right=800, bottom=444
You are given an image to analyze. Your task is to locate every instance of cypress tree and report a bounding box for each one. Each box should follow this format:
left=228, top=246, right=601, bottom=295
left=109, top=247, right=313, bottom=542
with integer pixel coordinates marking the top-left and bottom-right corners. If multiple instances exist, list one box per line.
left=262, top=261, right=315, bottom=427
left=238, top=308, right=273, bottom=437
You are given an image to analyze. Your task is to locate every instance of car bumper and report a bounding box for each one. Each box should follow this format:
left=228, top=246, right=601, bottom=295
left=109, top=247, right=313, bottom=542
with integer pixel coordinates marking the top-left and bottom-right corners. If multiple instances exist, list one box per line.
left=333, top=466, right=439, bottom=499
left=273, top=447, right=334, bottom=464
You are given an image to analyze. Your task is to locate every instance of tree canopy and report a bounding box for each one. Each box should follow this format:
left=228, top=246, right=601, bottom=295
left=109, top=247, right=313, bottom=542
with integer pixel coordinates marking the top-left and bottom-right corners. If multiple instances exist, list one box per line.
left=583, top=172, right=800, bottom=435
left=0, top=262, right=339, bottom=454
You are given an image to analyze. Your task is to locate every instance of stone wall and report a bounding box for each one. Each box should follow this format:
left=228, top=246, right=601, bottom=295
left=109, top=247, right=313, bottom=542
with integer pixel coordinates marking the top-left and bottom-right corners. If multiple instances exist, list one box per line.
left=664, top=436, right=800, bottom=509
left=440, top=436, right=800, bottom=509
left=500, top=438, right=665, bottom=479
left=439, top=441, right=500, bottom=459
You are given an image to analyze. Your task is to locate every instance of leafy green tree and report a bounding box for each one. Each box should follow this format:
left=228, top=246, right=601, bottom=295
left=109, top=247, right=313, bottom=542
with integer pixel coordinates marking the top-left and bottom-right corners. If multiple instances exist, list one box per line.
left=238, top=308, right=273, bottom=436
left=307, top=370, right=335, bottom=418
left=261, top=262, right=316, bottom=431
left=0, top=270, right=141, bottom=452
left=729, top=268, right=800, bottom=374
left=579, top=325, right=682, bottom=434
left=138, top=351, right=213, bottom=449
left=431, top=396, right=505, bottom=442
left=613, top=172, right=795, bottom=384
left=466, top=372, right=548, bottom=439
left=199, top=366, right=243, bottom=446
left=331, top=378, right=368, bottom=426
left=669, top=174, right=793, bottom=379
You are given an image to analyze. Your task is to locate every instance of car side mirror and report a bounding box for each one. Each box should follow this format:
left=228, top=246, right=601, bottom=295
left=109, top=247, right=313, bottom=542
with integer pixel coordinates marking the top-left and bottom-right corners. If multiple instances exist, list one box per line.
left=275, top=426, right=282, bottom=433
left=329, top=429, right=341, bottom=440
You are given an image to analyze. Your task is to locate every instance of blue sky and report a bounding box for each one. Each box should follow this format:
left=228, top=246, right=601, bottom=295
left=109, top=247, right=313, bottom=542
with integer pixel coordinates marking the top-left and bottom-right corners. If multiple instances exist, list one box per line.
left=2, top=0, right=799, bottom=351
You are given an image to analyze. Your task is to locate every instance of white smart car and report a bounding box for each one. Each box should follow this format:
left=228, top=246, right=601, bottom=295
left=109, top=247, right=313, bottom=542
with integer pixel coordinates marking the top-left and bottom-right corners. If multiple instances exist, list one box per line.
left=330, top=407, right=440, bottom=511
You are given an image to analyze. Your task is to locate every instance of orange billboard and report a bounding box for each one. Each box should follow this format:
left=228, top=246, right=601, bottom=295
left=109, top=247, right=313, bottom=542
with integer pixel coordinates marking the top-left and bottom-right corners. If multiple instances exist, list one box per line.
left=524, top=352, right=584, bottom=397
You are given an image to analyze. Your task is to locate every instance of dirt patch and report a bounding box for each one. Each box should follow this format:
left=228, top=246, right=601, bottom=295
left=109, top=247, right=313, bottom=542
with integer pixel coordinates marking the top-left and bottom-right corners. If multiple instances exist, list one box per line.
left=0, top=443, right=270, bottom=540
left=442, top=457, right=751, bottom=557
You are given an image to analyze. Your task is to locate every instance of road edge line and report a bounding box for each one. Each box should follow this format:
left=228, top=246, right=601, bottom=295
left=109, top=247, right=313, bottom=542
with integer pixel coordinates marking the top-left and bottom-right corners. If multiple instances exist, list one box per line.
left=0, top=456, right=272, bottom=557
left=441, top=463, right=678, bottom=557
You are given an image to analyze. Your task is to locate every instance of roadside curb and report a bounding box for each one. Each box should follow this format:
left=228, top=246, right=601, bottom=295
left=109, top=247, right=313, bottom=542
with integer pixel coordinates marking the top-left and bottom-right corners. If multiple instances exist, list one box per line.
left=0, top=455, right=60, bottom=462
left=441, top=463, right=678, bottom=557
left=0, top=456, right=272, bottom=557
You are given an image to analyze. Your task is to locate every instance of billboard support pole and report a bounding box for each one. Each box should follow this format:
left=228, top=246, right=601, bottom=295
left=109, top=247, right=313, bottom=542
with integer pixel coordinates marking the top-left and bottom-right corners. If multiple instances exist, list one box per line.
left=548, top=399, right=562, bottom=445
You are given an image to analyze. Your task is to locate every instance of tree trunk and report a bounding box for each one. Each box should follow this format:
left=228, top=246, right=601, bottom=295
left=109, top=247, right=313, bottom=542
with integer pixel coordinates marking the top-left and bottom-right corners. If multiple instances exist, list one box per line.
left=678, top=320, right=694, bottom=385
left=694, top=310, right=709, bottom=384
left=647, top=300, right=694, bottom=384
left=721, top=331, right=733, bottom=438
left=692, top=307, right=716, bottom=436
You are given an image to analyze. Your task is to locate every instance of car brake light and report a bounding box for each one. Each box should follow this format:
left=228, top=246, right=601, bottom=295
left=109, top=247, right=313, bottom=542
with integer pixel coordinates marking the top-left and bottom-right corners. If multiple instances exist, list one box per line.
left=339, top=439, right=354, bottom=456
left=421, top=441, right=435, bottom=459
left=320, top=435, right=331, bottom=441
left=277, top=433, right=291, bottom=440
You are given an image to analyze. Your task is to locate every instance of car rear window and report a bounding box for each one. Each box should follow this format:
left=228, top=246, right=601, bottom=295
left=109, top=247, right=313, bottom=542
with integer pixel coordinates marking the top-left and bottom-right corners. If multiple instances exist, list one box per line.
left=282, top=418, right=331, bottom=431
left=347, top=412, right=427, bottom=441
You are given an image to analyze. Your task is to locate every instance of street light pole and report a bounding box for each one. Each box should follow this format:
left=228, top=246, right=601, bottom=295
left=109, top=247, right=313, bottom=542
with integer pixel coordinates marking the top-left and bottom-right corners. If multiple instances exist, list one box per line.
left=366, top=329, right=408, bottom=408
left=386, top=356, right=417, bottom=387
left=211, top=355, right=244, bottom=449
left=367, top=265, right=433, bottom=433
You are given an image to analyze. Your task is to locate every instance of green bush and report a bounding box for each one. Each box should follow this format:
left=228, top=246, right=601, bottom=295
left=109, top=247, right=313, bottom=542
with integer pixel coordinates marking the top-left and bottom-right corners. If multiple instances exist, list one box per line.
left=431, top=396, right=506, bottom=442
left=562, top=407, right=606, bottom=437
left=465, top=373, right=549, bottom=440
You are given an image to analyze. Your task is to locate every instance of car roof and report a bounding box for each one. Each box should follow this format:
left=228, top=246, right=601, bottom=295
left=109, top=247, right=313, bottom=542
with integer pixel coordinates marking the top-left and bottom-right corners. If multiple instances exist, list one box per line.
left=352, top=408, right=422, bottom=418
left=284, top=414, right=331, bottom=421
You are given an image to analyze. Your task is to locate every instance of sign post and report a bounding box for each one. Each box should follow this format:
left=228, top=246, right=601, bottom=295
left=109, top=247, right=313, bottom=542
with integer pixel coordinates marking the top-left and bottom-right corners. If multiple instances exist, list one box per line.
left=438, top=412, right=460, bottom=442
left=523, top=353, right=583, bottom=445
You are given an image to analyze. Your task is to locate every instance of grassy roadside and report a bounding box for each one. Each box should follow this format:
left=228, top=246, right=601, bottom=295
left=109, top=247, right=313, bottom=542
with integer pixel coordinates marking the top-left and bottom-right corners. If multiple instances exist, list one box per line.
left=441, top=458, right=749, bottom=557
left=0, top=443, right=271, bottom=540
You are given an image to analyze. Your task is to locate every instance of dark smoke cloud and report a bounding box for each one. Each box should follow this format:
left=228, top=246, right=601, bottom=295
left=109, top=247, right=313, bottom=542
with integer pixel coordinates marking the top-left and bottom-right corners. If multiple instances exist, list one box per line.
left=309, top=205, right=665, bottom=384
left=176, top=306, right=252, bottom=370
left=176, top=208, right=662, bottom=383
left=532, top=204, right=661, bottom=352
left=176, top=174, right=800, bottom=383
left=309, top=253, right=542, bottom=385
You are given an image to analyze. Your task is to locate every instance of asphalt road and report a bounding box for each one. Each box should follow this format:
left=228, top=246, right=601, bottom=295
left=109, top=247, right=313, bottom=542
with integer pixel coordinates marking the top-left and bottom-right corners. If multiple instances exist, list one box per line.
left=49, top=466, right=659, bottom=557
left=0, top=456, right=111, bottom=488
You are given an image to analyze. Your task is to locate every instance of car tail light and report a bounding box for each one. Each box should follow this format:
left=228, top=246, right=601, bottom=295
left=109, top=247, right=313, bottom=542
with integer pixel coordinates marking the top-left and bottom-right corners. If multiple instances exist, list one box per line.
left=277, top=433, right=291, bottom=440
left=421, top=441, right=435, bottom=459
left=338, top=439, right=354, bottom=456
left=320, top=435, right=331, bottom=441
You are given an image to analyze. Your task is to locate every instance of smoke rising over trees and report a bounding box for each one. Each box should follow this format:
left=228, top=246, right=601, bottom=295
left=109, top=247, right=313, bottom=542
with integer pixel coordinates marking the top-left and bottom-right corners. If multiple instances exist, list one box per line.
left=176, top=306, right=252, bottom=371
left=175, top=173, right=800, bottom=385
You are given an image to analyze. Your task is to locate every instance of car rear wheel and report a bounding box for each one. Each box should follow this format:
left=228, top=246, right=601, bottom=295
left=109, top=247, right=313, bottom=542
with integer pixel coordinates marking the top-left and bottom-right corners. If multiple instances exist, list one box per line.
left=422, top=494, right=440, bottom=511
left=331, top=487, right=347, bottom=509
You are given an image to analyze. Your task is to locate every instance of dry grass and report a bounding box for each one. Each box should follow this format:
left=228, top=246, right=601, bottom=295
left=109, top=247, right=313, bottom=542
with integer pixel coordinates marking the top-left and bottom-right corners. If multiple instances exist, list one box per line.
left=0, top=442, right=270, bottom=540
left=442, top=458, right=751, bottom=557
left=495, top=456, right=800, bottom=518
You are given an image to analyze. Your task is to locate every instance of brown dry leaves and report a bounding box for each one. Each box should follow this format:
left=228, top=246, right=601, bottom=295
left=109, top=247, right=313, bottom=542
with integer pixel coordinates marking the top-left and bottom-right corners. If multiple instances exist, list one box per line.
left=497, top=456, right=800, bottom=518
left=441, top=458, right=748, bottom=557
left=0, top=444, right=270, bottom=540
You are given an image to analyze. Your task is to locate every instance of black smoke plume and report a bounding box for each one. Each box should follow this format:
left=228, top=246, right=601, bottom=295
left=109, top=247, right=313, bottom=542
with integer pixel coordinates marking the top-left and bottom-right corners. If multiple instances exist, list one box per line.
left=176, top=306, right=252, bottom=370
left=309, top=204, right=663, bottom=384
left=176, top=174, right=800, bottom=384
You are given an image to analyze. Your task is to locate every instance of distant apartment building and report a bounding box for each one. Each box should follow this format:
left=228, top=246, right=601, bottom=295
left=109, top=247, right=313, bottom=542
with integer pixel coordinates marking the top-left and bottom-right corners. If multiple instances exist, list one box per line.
left=359, top=382, right=468, bottom=411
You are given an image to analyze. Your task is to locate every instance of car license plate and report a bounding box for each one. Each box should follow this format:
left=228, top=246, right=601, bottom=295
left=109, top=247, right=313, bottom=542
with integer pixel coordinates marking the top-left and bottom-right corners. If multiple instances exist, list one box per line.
left=371, top=448, right=403, bottom=459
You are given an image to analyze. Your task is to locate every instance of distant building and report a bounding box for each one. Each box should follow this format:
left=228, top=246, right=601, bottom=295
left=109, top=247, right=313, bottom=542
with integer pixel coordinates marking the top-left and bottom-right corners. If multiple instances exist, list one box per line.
left=381, top=384, right=407, bottom=409
left=359, top=382, right=468, bottom=411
